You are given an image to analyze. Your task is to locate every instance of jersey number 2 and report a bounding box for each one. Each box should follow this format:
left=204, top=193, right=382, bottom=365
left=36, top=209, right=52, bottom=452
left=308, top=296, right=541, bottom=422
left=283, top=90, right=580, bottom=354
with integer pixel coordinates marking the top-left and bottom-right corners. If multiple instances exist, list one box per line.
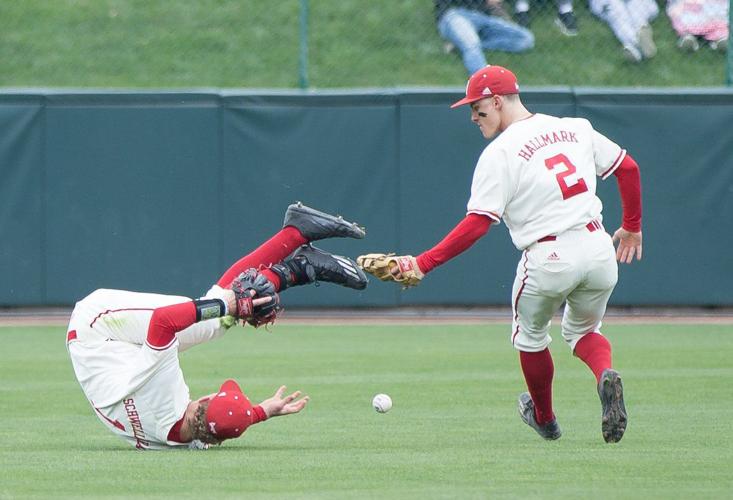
left=544, top=153, right=588, bottom=200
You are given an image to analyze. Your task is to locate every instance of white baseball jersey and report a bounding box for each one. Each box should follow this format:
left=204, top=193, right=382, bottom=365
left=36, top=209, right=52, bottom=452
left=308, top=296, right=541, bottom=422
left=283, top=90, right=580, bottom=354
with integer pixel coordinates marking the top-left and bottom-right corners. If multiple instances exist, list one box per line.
left=466, top=113, right=625, bottom=250
left=67, top=287, right=230, bottom=450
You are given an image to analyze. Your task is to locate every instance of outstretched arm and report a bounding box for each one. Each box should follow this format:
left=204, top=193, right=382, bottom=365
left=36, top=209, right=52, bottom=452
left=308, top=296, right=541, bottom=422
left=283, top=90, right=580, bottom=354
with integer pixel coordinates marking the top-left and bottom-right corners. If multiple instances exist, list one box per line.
left=612, top=154, right=642, bottom=263
left=357, top=213, right=492, bottom=287
left=416, top=213, right=493, bottom=273
left=147, top=293, right=273, bottom=350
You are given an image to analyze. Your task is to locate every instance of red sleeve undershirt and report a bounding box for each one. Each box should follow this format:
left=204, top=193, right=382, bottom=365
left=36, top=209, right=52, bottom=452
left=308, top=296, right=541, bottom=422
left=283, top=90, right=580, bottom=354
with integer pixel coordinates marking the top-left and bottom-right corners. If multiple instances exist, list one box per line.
left=416, top=213, right=492, bottom=274
left=614, top=153, right=642, bottom=233
left=146, top=301, right=197, bottom=350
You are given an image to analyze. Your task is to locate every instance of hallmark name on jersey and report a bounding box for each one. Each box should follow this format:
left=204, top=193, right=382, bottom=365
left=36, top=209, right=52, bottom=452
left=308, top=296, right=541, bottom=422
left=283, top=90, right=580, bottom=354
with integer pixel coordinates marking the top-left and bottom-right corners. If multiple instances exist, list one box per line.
left=517, top=130, right=579, bottom=161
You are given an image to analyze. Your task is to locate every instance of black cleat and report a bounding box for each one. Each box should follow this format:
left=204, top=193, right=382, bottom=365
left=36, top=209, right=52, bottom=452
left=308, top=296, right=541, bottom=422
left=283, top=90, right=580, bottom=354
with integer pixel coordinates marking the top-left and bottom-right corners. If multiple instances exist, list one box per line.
left=518, top=392, right=562, bottom=440
left=283, top=202, right=365, bottom=241
left=515, top=10, right=530, bottom=28
left=273, top=245, right=368, bottom=290
left=598, top=369, right=627, bottom=443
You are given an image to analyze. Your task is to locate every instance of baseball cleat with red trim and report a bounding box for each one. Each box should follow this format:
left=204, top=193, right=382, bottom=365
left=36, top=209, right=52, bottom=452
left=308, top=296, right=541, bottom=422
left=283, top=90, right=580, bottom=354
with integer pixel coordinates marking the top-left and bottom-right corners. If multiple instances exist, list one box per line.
left=518, top=392, right=562, bottom=440
left=284, top=202, right=366, bottom=241
left=598, top=369, right=627, bottom=443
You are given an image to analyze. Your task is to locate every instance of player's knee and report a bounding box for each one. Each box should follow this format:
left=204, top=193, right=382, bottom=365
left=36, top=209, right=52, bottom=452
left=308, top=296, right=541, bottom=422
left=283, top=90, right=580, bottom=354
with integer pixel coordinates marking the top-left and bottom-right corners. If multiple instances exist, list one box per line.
left=519, top=31, right=535, bottom=51
left=512, top=327, right=551, bottom=351
left=513, top=337, right=550, bottom=352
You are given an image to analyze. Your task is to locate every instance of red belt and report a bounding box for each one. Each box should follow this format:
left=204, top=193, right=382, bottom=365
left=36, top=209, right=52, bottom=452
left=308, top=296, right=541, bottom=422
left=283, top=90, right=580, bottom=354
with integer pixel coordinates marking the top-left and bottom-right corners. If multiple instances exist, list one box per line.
left=537, top=220, right=603, bottom=243
left=67, top=330, right=78, bottom=343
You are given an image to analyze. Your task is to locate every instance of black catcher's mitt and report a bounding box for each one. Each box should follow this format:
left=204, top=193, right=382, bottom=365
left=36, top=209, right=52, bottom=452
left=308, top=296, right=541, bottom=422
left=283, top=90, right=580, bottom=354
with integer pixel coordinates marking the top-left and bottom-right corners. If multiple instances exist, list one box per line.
left=231, top=269, right=282, bottom=328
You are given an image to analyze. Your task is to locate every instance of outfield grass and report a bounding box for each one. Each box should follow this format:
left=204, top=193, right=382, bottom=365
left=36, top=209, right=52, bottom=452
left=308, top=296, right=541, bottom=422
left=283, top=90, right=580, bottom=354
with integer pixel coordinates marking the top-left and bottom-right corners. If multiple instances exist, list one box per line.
left=1, top=322, right=731, bottom=499
left=0, top=0, right=727, bottom=88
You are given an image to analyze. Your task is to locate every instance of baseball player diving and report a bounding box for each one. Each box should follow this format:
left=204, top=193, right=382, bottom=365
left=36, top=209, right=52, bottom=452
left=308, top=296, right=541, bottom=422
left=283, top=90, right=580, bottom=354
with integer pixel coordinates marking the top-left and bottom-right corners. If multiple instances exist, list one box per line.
left=358, top=66, right=642, bottom=443
left=67, top=203, right=368, bottom=450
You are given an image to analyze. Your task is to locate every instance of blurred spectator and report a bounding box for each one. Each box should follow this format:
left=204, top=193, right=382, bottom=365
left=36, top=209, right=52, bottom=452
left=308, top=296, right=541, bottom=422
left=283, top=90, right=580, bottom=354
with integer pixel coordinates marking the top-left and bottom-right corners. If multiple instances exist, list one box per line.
left=667, top=0, right=729, bottom=52
left=589, top=0, right=659, bottom=62
left=436, top=0, right=535, bottom=75
left=514, top=0, right=579, bottom=36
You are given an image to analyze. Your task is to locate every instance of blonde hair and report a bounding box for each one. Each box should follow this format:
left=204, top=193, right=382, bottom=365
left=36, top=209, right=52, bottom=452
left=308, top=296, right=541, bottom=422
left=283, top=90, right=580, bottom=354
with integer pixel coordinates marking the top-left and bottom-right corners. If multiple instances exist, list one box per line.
left=189, top=400, right=223, bottom=446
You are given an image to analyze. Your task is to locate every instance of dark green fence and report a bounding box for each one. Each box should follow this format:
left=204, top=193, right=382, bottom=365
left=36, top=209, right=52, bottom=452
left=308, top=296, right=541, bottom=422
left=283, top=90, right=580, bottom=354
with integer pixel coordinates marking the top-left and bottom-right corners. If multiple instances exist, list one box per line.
left=1, top=89, right=731, bottom=307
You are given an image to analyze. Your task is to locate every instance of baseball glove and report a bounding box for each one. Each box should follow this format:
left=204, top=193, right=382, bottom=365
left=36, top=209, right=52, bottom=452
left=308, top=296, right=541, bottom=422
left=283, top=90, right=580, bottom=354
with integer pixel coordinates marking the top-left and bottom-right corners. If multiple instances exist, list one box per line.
left=356, top=253, right=425, bottom=288
left=231, top=269, right=282, bottom=327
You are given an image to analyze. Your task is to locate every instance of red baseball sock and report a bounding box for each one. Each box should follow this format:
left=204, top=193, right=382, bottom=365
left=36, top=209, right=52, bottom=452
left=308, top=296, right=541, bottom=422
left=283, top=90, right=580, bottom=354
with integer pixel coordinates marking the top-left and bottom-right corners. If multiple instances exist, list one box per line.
left=574, top=332, right=613, bottom=383
left=519, top=348, right=555, bottom=425
left=216, top=227, right=307, bottom=289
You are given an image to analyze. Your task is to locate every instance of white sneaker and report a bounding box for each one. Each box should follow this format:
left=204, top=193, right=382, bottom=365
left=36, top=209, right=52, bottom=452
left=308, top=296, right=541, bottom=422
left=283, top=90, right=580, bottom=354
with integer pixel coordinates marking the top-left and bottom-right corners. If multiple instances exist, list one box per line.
left=709, top=37, right=727, bottom=52
left=637, top=25, right=657, bottom=59
left=677, top=34, right=699, bottom=52
left=622, top=45, right=642, bottom=63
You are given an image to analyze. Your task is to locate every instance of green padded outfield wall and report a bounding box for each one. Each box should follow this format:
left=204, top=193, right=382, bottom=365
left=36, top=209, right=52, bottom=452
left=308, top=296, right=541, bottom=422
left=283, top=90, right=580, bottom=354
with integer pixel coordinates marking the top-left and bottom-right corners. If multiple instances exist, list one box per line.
left=0, top=89, right=731, bottom=307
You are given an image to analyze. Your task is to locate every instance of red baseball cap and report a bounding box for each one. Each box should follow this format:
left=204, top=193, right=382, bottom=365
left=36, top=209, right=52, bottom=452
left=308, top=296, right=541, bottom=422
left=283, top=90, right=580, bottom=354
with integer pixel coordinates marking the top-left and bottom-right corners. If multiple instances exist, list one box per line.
left=450, top=65, right=519, bottom=108
left=205, top=379, right=259, bottom=440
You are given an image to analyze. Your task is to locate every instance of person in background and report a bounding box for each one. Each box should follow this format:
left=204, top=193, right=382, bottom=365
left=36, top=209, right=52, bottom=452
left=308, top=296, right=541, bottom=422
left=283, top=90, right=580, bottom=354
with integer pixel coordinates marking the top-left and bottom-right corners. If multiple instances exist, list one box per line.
left=589, top=0, right=659, bottom=62
left=514, top=0, right=579, bottom=36
left=667, top=0, right=728, bottom=52
left=436, top=0, right=535, bottom=75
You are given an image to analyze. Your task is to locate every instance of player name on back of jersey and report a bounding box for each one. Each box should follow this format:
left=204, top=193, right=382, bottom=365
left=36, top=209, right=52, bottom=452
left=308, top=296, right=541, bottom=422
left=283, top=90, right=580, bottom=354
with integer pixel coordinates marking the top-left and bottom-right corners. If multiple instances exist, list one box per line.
left=123, top=398, right=151, bottom=449
left=517, top=130, right=579, bottom=161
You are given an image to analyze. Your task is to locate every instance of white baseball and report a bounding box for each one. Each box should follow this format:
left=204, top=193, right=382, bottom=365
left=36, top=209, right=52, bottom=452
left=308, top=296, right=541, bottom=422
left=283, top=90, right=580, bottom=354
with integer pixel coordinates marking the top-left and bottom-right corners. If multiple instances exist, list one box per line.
left=372, top=393, right=392, bottom=413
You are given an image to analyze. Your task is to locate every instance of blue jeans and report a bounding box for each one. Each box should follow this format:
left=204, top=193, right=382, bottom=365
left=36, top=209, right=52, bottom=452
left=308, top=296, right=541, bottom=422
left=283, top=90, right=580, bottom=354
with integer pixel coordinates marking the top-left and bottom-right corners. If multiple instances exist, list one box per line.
left=438, top=7, right=534, bottom=75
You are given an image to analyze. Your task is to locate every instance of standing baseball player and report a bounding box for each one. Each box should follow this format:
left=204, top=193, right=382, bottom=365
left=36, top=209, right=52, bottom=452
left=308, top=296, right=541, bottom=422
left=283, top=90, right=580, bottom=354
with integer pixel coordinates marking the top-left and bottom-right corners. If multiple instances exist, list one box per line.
left=358, top=66, right=642, bottom=443
left=67, top=203, right=368, bottom=449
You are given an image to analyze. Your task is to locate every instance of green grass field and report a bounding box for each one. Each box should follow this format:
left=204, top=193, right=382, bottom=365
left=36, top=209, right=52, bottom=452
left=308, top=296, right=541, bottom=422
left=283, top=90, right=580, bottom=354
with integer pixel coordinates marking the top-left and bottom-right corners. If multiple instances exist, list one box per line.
left=1, top=322, right=731, bottom=499
left=0, top=0, right=727, bottom=88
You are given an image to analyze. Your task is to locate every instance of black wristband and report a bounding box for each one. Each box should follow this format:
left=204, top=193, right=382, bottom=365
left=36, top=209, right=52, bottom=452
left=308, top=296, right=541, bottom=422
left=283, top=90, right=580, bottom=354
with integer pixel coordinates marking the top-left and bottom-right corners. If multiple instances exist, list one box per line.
left=193, top=299, right=226, bottom=322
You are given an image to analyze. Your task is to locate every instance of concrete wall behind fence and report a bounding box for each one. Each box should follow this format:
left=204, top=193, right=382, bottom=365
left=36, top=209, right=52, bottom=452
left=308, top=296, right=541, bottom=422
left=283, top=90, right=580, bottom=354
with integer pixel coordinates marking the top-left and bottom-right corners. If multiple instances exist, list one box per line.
left=1, top=89, right=732, bottom=307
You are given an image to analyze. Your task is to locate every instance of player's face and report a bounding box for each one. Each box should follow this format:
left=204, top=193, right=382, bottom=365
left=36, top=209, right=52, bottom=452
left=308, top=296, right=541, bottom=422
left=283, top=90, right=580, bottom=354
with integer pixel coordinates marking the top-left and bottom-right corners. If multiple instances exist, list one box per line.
left=470, top=97, right=501, bottom=139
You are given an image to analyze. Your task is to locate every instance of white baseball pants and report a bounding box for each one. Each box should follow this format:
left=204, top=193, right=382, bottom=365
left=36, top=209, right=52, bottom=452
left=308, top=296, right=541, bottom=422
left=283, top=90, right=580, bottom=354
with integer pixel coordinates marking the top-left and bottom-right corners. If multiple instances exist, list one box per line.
left=510, top=223, right=618, bottom=352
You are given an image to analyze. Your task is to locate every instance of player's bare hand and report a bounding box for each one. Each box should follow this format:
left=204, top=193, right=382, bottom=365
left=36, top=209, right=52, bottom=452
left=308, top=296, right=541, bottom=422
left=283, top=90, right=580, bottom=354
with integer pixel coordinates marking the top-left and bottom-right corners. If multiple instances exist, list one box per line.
left=222, top=290, right=271, bottom=314
left=612, top=228, right=642, bottom=264
left=389, top=263, right=402, bottom=279
left=252, top=295, right=273, bottom=307
left=259, top=385, right=310, bottom=418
